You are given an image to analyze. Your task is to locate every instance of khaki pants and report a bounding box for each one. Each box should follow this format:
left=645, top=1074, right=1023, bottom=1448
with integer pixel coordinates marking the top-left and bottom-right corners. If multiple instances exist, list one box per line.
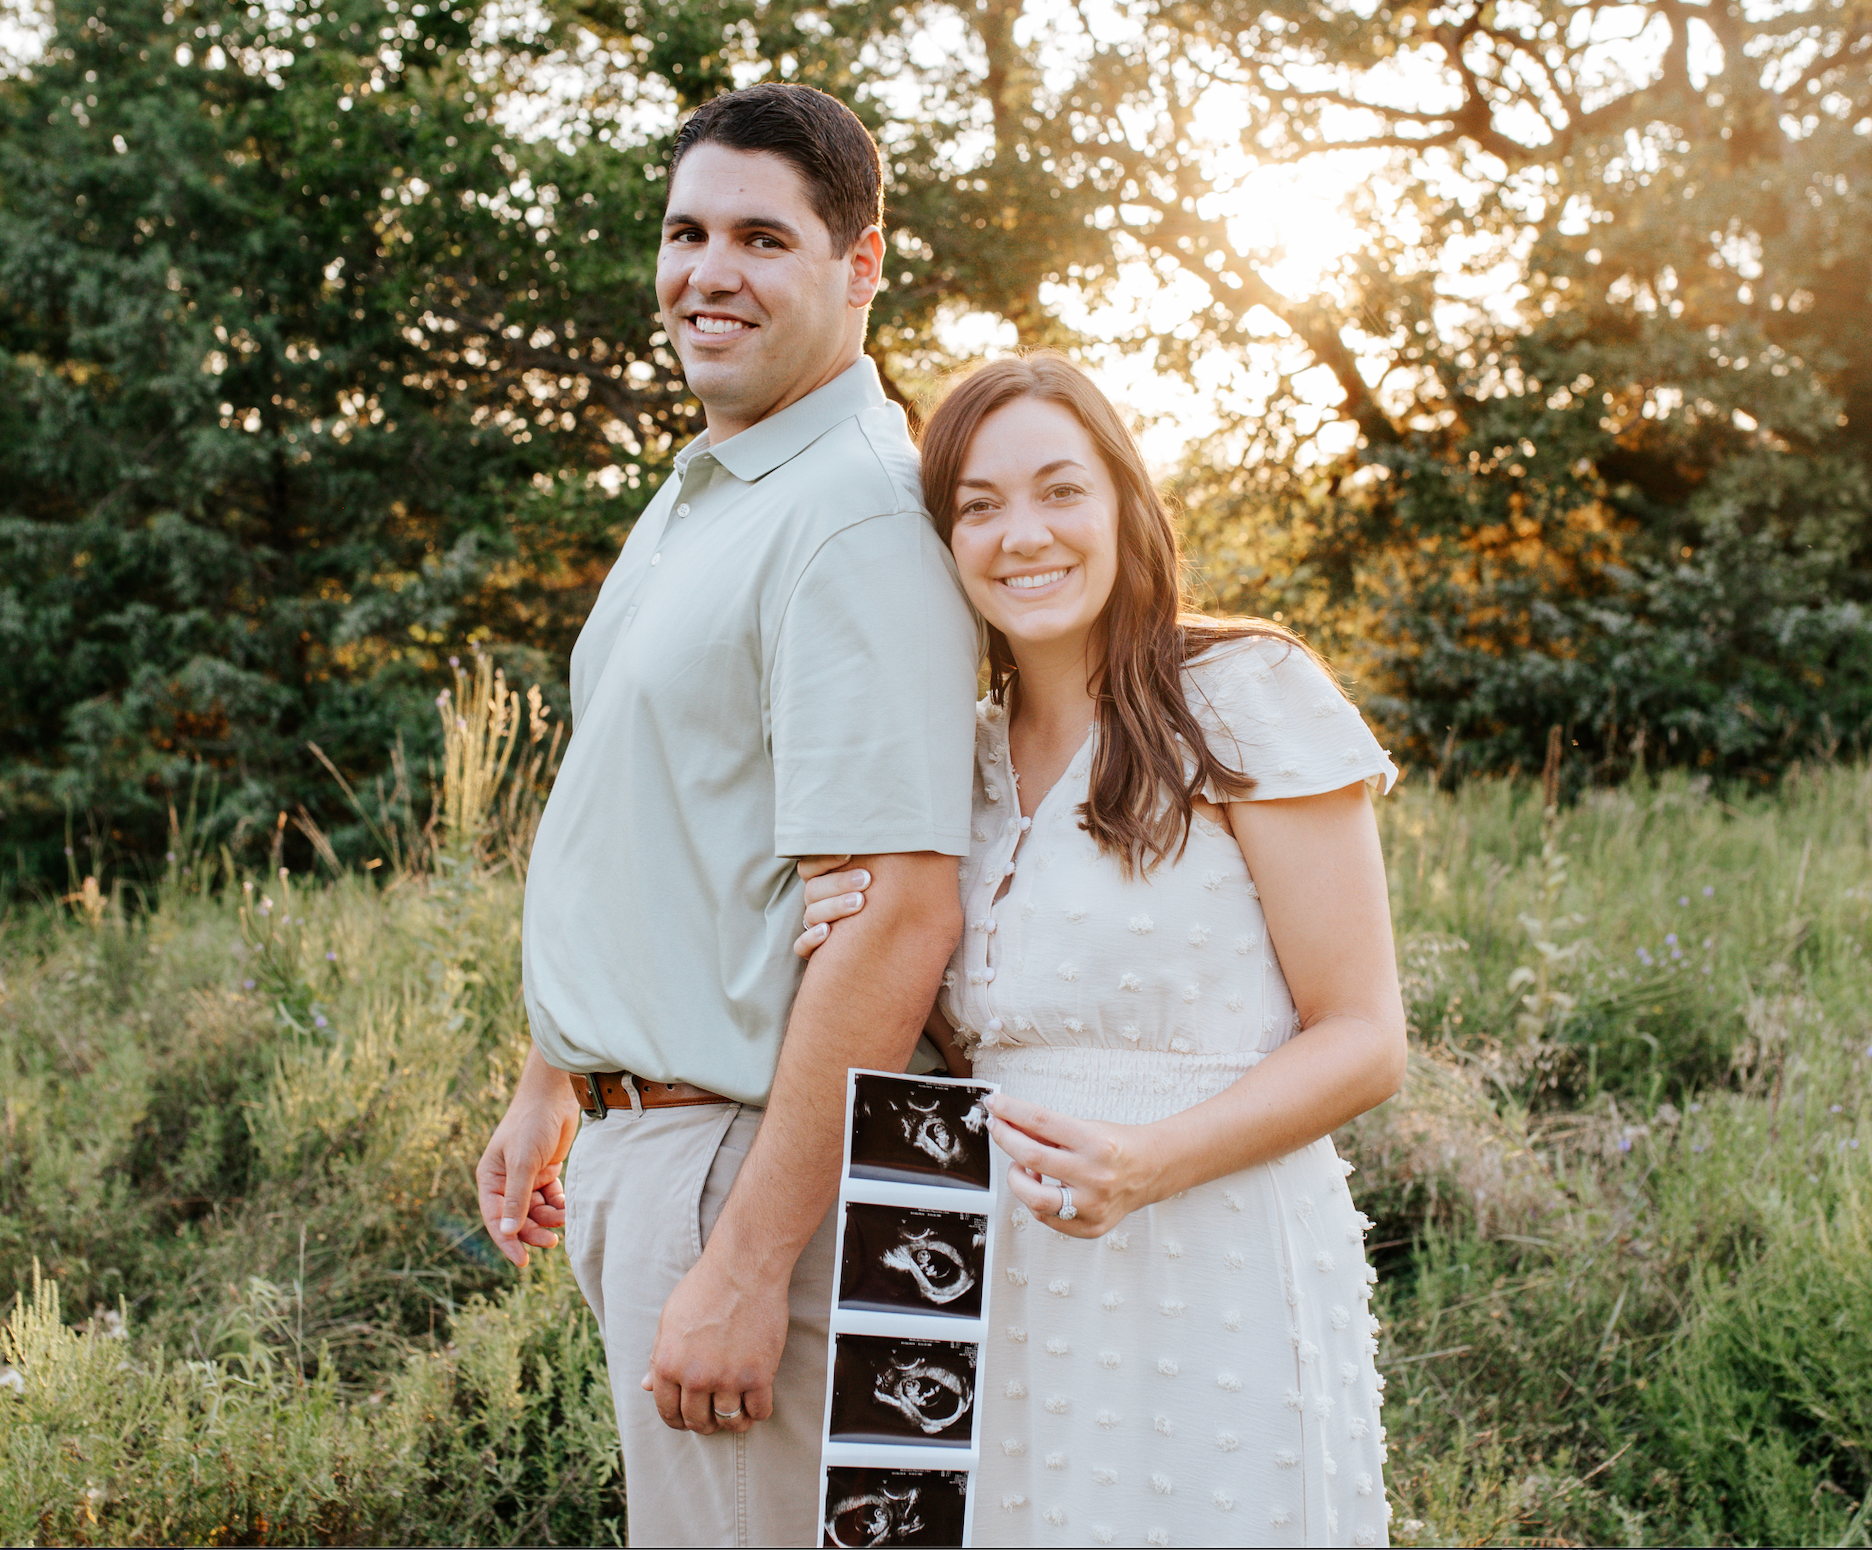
left=564, top=1100, right=835, bottom=1548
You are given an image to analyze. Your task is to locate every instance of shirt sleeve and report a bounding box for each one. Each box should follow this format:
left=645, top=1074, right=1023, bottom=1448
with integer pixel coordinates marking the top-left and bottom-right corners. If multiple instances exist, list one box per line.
left=1184, top=638, right=1399, bottom=802
left=770, top=513, right=982, bottom=857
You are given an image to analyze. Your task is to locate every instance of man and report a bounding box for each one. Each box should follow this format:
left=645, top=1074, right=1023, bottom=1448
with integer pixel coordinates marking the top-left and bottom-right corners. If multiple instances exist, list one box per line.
left=474, top=83, right=979, bottom=1547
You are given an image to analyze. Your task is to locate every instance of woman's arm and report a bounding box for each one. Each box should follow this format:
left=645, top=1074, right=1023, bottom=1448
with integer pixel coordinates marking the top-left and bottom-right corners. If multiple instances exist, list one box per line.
left=988, top=780, right=1406, bottom=1236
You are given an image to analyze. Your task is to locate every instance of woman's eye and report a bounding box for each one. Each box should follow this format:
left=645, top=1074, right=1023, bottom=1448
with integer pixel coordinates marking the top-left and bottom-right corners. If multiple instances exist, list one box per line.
left=1044, top=484, right=1085, bottom=502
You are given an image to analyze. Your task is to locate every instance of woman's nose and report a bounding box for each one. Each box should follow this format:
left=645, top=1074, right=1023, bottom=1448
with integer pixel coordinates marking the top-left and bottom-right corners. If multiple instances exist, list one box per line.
left=1001, top=505, right=1053, bottom=555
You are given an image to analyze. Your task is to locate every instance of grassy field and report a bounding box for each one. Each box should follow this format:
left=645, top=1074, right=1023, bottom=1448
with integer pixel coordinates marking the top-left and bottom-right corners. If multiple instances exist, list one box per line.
left=1, top=704, right=1869, bottom=1543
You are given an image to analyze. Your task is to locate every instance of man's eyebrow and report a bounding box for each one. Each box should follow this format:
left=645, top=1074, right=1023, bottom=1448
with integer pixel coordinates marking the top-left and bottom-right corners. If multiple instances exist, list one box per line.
left=661, top=210, right=804, bottom=241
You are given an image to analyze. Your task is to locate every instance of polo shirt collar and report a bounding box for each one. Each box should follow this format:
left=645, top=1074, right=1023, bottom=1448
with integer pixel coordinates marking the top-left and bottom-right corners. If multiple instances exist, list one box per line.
left=675, top=357, right=890, bottom=485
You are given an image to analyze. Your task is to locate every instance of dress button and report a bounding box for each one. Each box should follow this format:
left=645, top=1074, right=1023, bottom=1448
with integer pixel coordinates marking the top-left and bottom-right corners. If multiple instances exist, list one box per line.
left=675, top=503, right=690, bottom=517
left=1020, top=816, right=1033, bottom=831
left=986, top=919, right=998, bottom=935
left=1003, top=863, right=1016, bottom=877
left=984, top=967, right=997, bottom=982
left=650, top=553, right=661, bottom=565
left=988, top=1018, right=1004, bottom=1032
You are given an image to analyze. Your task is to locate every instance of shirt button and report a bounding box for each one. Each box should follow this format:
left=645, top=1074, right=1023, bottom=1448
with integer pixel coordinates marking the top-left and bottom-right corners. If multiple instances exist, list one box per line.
left=987, top=1018, right=1004, bottom=1033
left=675, top=503, right=690, bottom=517
left=986, top=919, right=998, bottom=935
left=1019, top=816, right=1033, bottom=831
left=651, top=553, right=661, bottom=565
left=984, top=967, right=996, bottom=982
left=1003, top=863, right=1016, bottom=877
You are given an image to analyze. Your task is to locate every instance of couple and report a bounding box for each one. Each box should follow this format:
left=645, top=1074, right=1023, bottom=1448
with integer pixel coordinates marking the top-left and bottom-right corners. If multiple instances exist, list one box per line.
left=476, top=80, right=1404, bottom=1549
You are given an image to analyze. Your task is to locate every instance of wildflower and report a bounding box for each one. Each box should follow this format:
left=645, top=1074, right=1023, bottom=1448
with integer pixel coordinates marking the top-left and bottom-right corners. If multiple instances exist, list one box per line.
left=449, top=655, right=460, bottom=668
left=1833, top=1105, right=1843, bottom=1114
left=1678, top=895, right=1689, bottom=906
left=1636, top=947, right=1653, bottom=965
left=1665, top=933, right=1677, bottom=946
left=243, top=979, right=255, bottom=990
left=1702, top=885, right=1714, bottom=897
left=326, top=951, right=337, bottom=961
left=1689, top=1103, right=1702, bottom=1112
left=1618, top=1137, right=1633, bottom=1152
left=314, top=1015, right=329, bottom=1029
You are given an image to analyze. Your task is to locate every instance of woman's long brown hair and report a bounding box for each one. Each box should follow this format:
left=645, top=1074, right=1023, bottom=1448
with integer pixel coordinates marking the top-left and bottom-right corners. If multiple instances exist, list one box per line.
left=919, top=351, right=1337, bottom=878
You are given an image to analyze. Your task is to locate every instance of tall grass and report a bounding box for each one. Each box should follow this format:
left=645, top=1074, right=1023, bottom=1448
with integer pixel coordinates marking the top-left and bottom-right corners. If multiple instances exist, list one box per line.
left=1, top=706, right=1868, bottom=1543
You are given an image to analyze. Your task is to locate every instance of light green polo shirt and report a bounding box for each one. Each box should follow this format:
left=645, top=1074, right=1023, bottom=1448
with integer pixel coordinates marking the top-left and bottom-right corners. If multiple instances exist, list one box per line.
left=521, top=358, right=980, bottom=1105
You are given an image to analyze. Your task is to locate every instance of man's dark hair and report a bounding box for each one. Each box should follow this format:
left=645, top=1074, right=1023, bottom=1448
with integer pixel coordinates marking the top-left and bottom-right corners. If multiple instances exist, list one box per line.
left=670, top=84, right=883, bottom=253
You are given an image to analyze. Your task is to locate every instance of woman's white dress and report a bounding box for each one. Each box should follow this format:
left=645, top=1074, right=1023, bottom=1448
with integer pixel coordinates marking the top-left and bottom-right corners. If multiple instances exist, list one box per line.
left=938, top=638, right=1399, bottom=1549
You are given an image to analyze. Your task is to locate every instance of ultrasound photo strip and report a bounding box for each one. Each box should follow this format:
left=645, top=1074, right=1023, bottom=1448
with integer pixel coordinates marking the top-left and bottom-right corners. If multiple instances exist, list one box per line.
left=819, top=1070, right=1001, bottom=1548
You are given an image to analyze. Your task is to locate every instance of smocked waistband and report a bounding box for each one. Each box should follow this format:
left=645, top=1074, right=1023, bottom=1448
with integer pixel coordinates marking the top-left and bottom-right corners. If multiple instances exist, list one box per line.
left=973, top=1044, right=1266, bottom=1126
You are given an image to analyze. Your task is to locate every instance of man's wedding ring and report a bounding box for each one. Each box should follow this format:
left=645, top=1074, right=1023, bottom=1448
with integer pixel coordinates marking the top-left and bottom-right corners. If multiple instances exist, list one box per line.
left=713, top=1401, right=743, bottom=1419
left=1055, top=1183, right=1078, bottom=1221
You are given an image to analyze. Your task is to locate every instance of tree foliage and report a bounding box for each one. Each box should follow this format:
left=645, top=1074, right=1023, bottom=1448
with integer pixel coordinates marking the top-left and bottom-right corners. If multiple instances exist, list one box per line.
left=3, top=0, right=1867, bottom=888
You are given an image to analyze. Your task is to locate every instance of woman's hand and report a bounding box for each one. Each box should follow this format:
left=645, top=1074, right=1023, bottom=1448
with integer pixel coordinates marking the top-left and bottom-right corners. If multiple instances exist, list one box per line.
left=792, top=855, right=873, bottom=958
left=985, top=1093, right=1165, bottom=1238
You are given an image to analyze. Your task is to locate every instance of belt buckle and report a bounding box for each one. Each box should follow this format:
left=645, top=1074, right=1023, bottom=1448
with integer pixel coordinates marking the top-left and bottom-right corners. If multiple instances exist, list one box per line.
left=581, top=1073, right=608, bottom=1121
left=578, top=1071, right=643, bottom=1120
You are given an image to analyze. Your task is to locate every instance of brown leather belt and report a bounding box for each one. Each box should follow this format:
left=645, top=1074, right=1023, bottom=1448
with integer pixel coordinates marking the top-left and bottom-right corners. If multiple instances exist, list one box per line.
left=569, top=1070, right=733, bottom=1119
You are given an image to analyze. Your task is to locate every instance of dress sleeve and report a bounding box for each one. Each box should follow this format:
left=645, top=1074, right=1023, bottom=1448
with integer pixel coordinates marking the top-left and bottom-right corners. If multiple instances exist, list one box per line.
left=1183, top=639, right=1399, bottom=803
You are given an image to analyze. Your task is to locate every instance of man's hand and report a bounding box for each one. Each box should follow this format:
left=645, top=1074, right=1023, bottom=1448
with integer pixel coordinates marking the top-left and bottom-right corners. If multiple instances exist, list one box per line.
left=476, top=1044, right=581, bottom=1268
left=640, top=1254, right=788, bottom=1436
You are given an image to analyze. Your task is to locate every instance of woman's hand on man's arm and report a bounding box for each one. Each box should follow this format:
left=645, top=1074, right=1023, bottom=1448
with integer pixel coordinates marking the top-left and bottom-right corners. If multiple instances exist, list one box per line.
left=793, top=855, right=873, bottom=957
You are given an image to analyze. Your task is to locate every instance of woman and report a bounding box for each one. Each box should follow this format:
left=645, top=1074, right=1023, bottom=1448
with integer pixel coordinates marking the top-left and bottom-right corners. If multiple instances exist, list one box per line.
left=801, top=353, right=1404, bottom=1547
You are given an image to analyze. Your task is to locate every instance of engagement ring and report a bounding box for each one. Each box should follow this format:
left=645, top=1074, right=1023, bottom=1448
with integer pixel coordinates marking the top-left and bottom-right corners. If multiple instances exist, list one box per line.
left=712, top=1402, right=743, bottom=1419
left=1055, top=1183, right=1077, bottom=1221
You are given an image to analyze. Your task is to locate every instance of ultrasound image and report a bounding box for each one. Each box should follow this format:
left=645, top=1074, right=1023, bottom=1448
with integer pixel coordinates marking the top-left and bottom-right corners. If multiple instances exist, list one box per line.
left=848, top=1074, right=992, bottom=1191
left=821, top=1466, right=969, bottom=1547
left=839, top=1203, right=987, bottom=1319
left=827, top=1333, right=978, bottom=1448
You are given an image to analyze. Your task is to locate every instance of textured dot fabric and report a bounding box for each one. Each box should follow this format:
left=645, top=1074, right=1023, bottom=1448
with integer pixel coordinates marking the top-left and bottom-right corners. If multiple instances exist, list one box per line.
left=937, top=638, right=1398, bottom=1547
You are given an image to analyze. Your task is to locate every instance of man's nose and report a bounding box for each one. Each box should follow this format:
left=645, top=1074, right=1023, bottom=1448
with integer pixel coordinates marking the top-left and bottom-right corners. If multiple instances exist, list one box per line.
left=688, top=234, right=743, bottom=298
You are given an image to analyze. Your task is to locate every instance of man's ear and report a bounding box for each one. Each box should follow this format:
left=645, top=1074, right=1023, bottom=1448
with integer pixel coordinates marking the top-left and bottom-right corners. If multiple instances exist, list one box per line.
left=847, top=225, right=886, bottom=309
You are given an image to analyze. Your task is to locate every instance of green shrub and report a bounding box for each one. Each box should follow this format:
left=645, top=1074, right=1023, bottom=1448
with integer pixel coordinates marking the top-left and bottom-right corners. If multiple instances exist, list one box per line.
left=0, top=1256, right=623, bottom=1547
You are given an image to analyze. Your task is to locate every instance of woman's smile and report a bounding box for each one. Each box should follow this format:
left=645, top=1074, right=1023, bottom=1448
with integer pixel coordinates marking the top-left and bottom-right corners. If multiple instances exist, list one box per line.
left=998, top=566, right=1075, bottom=594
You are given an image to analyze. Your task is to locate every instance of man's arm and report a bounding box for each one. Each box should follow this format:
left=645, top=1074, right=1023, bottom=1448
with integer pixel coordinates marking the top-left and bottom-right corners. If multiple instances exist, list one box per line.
left=642, top=849, right=962, bottom=1434
left=476, top=1042, right=581, bottom=1267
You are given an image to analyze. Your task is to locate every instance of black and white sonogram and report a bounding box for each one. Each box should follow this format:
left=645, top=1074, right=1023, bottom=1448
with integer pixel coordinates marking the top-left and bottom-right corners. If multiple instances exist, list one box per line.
left=839, top=1203, right=987, bottom=1319
left=828, top=1333, right=978, bottom=1447
left=848, top=1074, right=992, bottom=1191
left=821, top=1466, right=969, bottom=1548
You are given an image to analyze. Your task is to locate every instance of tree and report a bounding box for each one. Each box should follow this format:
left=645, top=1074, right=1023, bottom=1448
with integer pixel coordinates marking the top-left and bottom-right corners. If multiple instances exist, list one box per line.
left=7, top=0, right=1866, bottom=892
left=0, top=0, right=677, bottom=883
